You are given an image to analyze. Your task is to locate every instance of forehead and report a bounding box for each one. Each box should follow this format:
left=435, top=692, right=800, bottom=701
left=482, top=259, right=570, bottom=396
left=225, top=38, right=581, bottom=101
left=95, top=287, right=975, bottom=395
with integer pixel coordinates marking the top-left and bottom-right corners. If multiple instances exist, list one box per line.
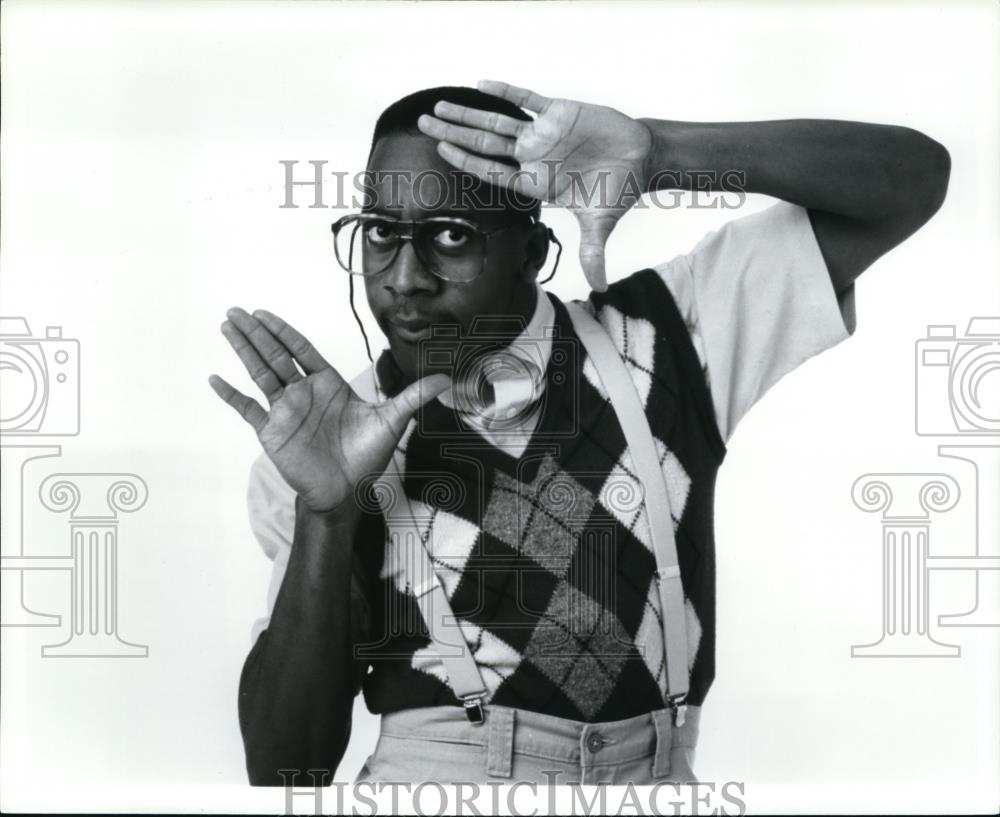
left=366, top=132, right=510, bottom=224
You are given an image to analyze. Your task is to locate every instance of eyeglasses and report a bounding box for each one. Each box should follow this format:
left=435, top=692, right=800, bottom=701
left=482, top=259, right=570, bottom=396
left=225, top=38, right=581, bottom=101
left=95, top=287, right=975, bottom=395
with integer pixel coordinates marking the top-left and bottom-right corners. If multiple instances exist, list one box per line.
left=331, top=213, right=528, bottom=284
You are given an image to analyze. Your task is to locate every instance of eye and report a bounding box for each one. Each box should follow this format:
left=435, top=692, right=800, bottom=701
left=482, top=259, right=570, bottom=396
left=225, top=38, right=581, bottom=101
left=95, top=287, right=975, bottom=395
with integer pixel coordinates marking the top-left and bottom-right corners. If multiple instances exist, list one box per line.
left=431, top=225, right=472, bottom=250
left=364, top=222, right=397, bottom=247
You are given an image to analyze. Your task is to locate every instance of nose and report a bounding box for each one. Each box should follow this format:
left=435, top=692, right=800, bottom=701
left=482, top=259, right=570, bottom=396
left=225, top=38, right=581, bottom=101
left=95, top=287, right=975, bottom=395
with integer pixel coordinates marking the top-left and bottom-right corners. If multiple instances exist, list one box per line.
left=382, top=240, right=439, bottom=297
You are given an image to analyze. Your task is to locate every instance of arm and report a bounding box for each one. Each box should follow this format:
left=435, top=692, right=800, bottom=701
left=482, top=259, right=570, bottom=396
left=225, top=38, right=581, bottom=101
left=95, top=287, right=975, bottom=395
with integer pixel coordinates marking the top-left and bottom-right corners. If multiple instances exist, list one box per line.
left=238, top=497, right=361, bottom=785
left=209, top=307, right=449, bottom=785
left=640, top=118, right=951, bottom=293
left=417, top=80, right=951, bottom=291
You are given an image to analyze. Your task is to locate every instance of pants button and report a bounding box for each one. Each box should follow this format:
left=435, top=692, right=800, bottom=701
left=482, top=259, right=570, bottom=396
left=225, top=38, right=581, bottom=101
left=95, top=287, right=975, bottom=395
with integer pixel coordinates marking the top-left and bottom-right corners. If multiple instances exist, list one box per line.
left=586, top=733, right=605, bottom=754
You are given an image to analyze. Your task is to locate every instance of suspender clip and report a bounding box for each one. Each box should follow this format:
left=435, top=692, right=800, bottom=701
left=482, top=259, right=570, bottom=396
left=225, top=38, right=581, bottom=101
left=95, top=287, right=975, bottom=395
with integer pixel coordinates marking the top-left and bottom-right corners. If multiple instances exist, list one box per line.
left=463, top=696, right=486, bottom=725
left=657, top=565, right=681, bottom=583
left=668, top=693, right=687, bottom=727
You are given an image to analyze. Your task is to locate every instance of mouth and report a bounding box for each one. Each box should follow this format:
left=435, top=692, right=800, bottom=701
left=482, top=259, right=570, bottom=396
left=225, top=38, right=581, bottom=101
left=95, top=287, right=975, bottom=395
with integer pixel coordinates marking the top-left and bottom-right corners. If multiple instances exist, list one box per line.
left=388, top=315, right=439, bottom=344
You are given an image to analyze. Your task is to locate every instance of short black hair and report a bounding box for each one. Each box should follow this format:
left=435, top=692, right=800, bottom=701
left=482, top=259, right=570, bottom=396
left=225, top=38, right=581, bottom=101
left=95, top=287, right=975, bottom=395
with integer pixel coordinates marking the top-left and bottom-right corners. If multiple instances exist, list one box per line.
left=368, top=86, right=540, bottom=219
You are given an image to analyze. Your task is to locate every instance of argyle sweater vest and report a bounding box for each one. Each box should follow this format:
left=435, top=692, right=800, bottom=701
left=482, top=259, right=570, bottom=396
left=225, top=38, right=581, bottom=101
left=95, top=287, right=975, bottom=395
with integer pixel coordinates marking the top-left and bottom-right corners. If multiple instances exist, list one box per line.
left=352, top=268, right=727, bottom=722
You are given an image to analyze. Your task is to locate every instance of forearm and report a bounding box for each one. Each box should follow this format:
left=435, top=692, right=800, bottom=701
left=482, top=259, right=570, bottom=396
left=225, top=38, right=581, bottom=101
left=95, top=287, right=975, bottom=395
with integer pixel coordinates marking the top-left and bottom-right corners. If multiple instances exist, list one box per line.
left=238, top=496, right=362, bottom=785
left=639, top=118, right=950, bottom=225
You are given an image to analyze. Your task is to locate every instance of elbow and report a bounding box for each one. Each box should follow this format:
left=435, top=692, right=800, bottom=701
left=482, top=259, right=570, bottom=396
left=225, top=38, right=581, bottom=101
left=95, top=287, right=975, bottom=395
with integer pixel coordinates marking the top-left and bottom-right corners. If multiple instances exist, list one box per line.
left=920, top=133, right=951, bottom=219
left=245, top=755, right=337, bottom=788
left=902, top=130, right=951, bottom=228
left=241, top=709, right=345, bottom=787
left=237, top=637, right=350, bottom=786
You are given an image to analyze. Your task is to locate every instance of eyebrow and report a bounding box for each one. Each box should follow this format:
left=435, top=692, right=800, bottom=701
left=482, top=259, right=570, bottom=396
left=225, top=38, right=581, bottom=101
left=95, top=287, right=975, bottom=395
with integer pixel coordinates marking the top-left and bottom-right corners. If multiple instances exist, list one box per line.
left=365, top=207, right=483, bottom=224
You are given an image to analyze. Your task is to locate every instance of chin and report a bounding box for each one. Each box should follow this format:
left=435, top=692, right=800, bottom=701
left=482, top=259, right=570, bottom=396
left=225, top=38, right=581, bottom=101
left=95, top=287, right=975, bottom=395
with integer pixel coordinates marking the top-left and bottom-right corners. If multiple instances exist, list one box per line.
left=387, top=332, right=457, bottom=381
left=386, top=340, right=436, bottom=385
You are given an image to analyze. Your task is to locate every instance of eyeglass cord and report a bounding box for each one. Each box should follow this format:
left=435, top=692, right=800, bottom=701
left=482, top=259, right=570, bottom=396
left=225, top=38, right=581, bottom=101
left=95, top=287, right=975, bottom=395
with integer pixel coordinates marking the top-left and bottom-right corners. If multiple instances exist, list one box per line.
left=538, top=228, right=562, bottom=285
left=349, top=273, right=376, bottom=366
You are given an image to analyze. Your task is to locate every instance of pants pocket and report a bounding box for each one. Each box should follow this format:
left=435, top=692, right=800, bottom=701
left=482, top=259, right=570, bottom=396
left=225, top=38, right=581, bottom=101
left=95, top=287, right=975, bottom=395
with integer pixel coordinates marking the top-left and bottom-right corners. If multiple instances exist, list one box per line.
left=362, top=734, right=488, bottom=783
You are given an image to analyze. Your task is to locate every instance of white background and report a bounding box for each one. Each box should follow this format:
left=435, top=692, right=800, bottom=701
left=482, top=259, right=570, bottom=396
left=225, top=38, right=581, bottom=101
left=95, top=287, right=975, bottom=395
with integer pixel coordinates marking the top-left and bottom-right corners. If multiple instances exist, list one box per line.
left=1, top=0, right=998, bottom=813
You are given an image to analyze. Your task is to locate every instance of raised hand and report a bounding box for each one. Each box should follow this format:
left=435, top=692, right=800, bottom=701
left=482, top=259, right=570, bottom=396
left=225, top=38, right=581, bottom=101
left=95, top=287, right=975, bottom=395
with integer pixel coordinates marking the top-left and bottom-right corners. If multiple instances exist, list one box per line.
left=417, top=80, right=654, bottom=291
left=209, top=308, right=450, bottom=514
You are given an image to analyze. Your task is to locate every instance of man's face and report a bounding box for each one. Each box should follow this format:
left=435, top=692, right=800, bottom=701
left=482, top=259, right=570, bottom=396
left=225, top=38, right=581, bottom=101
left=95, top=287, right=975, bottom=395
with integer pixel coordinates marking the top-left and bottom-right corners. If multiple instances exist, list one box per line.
left=364, top=133, right=543, bottom=383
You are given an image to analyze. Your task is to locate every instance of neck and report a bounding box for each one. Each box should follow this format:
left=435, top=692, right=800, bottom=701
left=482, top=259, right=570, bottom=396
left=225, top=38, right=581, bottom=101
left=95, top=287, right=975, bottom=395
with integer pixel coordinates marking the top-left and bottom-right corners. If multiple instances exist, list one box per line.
left=378, top=282, right=543, bottom=396
left=507, top=279, right=539, bottom=328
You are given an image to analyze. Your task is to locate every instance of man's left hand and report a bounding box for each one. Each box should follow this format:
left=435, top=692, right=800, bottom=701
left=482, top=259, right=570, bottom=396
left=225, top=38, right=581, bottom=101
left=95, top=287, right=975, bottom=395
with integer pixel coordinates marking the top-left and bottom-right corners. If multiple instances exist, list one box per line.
left=417, top=80, right=652, bottom=292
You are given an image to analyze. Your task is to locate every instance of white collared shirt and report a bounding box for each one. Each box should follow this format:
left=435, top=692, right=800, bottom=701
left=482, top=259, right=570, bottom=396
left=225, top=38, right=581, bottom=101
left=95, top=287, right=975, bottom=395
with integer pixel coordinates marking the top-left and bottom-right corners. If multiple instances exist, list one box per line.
left=367, top=202, right=856, bottom=455
left=390, top=282, right=556, bottom=457
left=248, top=201, right=857, bottom=643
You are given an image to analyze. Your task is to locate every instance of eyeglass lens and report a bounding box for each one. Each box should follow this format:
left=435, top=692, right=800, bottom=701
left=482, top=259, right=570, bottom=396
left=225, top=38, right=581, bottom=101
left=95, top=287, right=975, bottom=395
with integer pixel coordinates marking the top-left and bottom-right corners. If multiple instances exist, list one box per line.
left=335, top=218, right=487, bottom=283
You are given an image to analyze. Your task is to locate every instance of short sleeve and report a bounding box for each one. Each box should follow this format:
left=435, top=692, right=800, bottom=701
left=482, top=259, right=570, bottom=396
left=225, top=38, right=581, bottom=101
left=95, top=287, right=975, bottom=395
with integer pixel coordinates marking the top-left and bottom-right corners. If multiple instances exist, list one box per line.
left=653, top=202, right=857, bottom=442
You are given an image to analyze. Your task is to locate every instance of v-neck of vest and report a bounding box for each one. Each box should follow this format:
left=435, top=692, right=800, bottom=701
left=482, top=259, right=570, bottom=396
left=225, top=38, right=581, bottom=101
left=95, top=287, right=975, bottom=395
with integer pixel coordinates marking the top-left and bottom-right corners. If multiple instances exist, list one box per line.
left=411, top=291, right=583, bottom=482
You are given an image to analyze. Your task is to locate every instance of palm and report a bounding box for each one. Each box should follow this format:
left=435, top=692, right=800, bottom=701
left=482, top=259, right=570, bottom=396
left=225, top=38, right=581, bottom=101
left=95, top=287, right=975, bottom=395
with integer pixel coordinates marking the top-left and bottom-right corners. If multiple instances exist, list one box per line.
left=258, top=371, right=402, bottom=513
left=511, top=99, right=650, bottom=213
left=210, top=308, right=450, bottom=515
left=419, top=81, right=653, bottom=290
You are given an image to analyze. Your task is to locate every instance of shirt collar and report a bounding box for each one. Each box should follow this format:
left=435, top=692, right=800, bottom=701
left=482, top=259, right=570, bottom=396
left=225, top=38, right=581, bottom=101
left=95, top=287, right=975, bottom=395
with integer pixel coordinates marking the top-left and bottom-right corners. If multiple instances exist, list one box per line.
left=437, top=283, right=555, bottom=429
left=373, top=284, right=556, bottom=430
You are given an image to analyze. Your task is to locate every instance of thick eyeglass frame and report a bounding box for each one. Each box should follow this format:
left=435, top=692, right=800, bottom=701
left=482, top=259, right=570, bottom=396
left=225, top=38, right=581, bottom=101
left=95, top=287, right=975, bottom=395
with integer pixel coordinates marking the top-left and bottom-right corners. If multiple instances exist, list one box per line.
left=331, top=212, right=533, bottom=284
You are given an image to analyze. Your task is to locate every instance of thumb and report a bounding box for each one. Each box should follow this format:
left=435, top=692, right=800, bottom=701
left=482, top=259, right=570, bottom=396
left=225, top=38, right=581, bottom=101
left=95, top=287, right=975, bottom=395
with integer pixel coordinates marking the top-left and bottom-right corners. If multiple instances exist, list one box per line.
left=576, top=211, right=618, bottom=292
left=381, top=373, right=453, bottom=431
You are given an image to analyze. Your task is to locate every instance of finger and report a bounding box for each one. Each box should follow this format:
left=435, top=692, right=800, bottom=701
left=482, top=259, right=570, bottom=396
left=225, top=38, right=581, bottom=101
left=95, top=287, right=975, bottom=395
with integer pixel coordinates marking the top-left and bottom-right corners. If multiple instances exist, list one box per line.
left=437, top=142, right=528, bottom=195
left=220, top=319, right=284, bottom=404
left=576, top=212, right=619, bottom=293
left=252, top=309, right=333, bottom=376
left=431, top=101, right=526, bottom=137
left=417, top=114, right=517, bottom=159
left=477, top=80, right=551, bottom=114
left=226, top=307, right=304, bottom=388
left=379, top=373, right=452, bottom=432
left=208, top=374, right=268, bottom=433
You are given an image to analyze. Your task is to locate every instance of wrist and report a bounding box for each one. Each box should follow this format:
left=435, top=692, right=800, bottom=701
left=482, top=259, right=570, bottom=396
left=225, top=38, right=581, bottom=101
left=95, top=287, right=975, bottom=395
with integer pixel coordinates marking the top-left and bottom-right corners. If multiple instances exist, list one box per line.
left=637, top=119, right=689, bottom=192
left=296, top=492, right=362, bottom=528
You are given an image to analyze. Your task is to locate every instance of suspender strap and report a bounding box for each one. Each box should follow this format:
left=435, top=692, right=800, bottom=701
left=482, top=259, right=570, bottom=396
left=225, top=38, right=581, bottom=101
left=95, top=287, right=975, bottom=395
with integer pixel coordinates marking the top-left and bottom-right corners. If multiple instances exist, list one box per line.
left=374, top=300, right=689, bottom=722
left=566, top=302, right=690, bottom=708
left=376, top=466, right=489, bottom=723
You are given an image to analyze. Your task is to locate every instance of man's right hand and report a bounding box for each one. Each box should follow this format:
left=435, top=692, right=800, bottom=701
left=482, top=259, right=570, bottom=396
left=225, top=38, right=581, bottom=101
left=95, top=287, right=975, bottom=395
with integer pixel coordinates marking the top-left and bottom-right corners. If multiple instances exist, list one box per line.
left=209, top=307, right=450, bottom=515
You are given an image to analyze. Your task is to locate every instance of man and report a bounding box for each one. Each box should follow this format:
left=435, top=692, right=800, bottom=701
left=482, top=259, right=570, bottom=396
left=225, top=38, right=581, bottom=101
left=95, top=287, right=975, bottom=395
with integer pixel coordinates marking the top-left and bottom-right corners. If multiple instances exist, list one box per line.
left=209, top=81, right=950, bottom=785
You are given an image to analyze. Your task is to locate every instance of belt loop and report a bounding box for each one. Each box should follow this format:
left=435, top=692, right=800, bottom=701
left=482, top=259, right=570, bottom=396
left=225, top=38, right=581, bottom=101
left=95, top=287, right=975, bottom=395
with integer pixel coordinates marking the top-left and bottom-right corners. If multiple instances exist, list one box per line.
left=486, top=707, right=515, bottom=779
left=651, top=709, right=673, bottom=779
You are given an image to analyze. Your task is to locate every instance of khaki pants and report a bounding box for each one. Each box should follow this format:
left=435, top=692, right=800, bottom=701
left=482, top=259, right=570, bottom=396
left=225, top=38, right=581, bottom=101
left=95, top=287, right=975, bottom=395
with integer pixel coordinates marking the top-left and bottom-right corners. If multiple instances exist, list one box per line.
left=356, top=704, right=701, bottom=785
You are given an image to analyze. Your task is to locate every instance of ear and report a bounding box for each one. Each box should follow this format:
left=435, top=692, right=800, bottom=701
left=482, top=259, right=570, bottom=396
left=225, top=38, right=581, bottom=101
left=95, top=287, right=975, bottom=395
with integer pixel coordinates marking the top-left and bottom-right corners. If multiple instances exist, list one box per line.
left=520, top=222, right=551, bottom=282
